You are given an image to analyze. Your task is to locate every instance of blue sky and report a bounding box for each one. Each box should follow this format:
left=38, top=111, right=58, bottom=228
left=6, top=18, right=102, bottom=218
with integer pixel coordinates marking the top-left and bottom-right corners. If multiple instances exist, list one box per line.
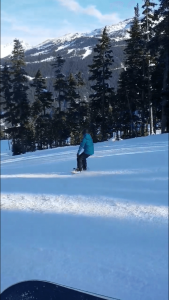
left=1, top=0, right=159, bottom=46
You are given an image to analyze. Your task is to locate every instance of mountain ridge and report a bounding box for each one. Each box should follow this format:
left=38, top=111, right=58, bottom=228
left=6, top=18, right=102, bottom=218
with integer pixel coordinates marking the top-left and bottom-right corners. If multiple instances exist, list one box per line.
left=1, top=18, right=134, bottom=100
left=1, top=18, right=133, bottom=59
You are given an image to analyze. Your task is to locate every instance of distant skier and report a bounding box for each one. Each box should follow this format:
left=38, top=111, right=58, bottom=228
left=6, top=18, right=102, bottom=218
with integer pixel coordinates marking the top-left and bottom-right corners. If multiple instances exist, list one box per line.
left=74, top=129, right=94, bottom=172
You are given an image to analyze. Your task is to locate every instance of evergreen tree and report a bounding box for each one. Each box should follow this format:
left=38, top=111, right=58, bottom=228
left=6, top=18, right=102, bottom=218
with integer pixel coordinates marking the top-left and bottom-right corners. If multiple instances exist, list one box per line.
left=67, top=73, right=80, bottom=144
left=75, top=72, right=89, bottom=140
left=35, top=115, right=53, bottom=149
left=10, top=39, right=31, bottom=154
left=116, top=71, right=137, bottom=138
left=31, top=69, right=53, bottom=116
left=149, top=0, right=169, bottom=132
left=31, top=98, right=42, bottom=121
left=88, top=27, right=115, bottom=142
left=0, top=63, right=14, bottom=135
left=150, top=62, right=163, bottom=132
left=52, top=55, right=67, bottom=114
left=31, top=69, right=53, bottom=149
left=52, top=54, right=69, bottom=146
left=23, top=122, right=36, bottom=152
left=141, top=0, right=157, bottom=134
left=116, top=5, right=143, bottom=137
left=51, top=110, right=66, bottom=147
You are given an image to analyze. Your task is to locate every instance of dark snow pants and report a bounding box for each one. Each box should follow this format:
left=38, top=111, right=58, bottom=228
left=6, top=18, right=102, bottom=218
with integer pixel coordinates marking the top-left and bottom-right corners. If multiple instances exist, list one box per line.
left=77, top=152, right=90, bottom=170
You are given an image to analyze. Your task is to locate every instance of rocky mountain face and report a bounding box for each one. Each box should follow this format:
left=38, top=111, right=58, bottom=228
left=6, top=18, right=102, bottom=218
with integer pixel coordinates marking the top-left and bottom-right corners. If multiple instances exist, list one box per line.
left=1, top=18, right=133, bottom=100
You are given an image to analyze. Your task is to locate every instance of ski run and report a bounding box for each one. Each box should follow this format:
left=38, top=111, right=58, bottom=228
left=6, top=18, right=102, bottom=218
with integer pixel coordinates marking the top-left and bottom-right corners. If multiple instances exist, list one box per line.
left=1, top=133, right=168, bottom=300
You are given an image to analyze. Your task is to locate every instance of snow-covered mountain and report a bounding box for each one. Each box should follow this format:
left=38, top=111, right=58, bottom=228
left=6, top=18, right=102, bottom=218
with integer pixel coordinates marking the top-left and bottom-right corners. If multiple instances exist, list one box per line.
left=1, top=18, right=132, bottom=60
left=1, top=18, right=133, bottom=95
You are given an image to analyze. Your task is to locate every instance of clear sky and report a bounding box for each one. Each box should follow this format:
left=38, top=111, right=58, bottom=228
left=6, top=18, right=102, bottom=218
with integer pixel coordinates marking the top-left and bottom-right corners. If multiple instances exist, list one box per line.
left=1, top=0, right=159, bottom=47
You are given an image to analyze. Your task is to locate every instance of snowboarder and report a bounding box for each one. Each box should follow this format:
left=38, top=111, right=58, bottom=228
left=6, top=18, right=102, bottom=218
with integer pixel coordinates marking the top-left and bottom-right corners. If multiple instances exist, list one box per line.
left=74, top=129, right=94, bottom=172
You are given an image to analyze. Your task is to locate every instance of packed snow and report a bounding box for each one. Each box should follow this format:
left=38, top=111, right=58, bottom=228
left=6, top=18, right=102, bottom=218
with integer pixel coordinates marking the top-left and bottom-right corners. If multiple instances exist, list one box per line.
left=67, top=49, right=74, bottom=54
left=24, top=75, right=34, bottom=81
left=30, top=50, right=49, bottom=56
left=26, top=56, right=55, bottom=64
left=82, top=47, right=92, bottom=59
left=1, top=134, right=168, bottom=300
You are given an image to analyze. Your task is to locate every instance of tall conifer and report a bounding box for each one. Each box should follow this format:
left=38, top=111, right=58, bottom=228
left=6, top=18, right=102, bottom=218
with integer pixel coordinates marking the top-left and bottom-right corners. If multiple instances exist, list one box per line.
left=52, top=55, right=69, bottom=146
left=0, top=63, right=14, bottom=135
left=88, top=27, right=115, bottom=142
left=31, top=69, right=53, bottom=149
left=10, top=39, right=30, bottom=154
left=75, top=72, right=88, bottom=141
left=141, top=0, right=157, bottom=134
left=149, top=0, right=169, bottom=132
left=67, top=73, right=80, bottom=144
left=117, top=5, right=143, bottom=137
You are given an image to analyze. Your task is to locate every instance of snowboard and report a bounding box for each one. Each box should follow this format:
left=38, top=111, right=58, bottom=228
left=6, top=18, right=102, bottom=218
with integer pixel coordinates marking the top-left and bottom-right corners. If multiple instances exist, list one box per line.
left=71, top=168, right=81, bottom=174
left=71, top=168, right=88, bottom=174
left=1, top=280, right=116, bottom=300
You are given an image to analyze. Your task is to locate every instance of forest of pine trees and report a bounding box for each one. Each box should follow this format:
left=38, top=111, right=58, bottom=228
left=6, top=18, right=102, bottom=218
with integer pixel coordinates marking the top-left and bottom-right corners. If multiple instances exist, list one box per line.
left=0, top=0, right=169, bottom=155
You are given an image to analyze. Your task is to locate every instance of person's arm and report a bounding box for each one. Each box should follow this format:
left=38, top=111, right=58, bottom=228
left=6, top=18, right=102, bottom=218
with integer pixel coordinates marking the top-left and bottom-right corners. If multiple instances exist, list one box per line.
left=77, top=136, right=86, bottom=155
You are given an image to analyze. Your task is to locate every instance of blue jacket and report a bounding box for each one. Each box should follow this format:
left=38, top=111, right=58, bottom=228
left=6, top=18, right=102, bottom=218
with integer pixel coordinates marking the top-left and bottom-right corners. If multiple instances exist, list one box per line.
left=78, top=133, right=94, bottom=155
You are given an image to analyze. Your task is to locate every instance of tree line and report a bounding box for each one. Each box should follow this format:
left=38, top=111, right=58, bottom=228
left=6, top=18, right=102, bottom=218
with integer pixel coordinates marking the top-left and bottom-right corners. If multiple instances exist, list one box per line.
left=0, top=0, right=168, bottom=155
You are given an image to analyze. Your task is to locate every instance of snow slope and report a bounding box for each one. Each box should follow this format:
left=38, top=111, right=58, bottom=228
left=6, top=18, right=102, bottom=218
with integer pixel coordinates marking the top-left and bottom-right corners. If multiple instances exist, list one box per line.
left=1, top=134, right=168, bottom=300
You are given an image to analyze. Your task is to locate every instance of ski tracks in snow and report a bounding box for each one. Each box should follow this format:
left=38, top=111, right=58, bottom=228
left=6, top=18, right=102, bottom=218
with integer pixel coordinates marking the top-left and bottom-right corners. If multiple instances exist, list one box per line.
left=1, top=193, right=168, bottom=223
left=0, top=142, right=167, bottom=166
left=1, top=136, right=168, bottom=224
left=0, top=168, right=154, bottom=178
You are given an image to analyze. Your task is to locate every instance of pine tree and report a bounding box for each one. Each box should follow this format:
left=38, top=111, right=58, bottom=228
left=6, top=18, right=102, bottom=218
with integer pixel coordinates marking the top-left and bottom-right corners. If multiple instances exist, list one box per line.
left=52, top=54, right=69, bottom=146
left=31, top=69, right=53, bottom=116
left=10, top=39, right=31, bottom=154
left=141, top=0, right=157, bottom=134
left=149, top=0, right=169, bottom=132
left=150, top=62, right=163, bottom=132
left=88, top=27, right=115, bottom=142
left=116, top=5, right=143, bottom=137
left=0, top=63, right=14, bottom=137
left=52, top=55, right=67, bottom=114
left=30, top=69, right=53, bottom=149
left=67, top=73, right=80, bottom=144
left=116, top=71, right=137, bottom=138
left=52, top=108, right=69, bottom=147
left=75, top=72, right=89, bottom=139
left=23, top=122, right=36, bottom=152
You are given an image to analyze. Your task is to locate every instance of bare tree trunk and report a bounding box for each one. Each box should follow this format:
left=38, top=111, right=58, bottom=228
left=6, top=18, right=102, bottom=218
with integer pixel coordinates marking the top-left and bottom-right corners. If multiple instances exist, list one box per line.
left=141, top=61, right=145, bottom=136
left=141, top=104, right=145, bottom=136
left=145, top=1, right=154, bottom=135
left=145, top=123, right=149, bottom=135
left=154, top=106, right=157, bottom=134
left=102, top=63, right=105, bottom=141
left=126, top=91, right=137, bottom=137
left=116, top=130, right=119, bottom=140
left=148, top=53, right=154, bottom=135
left=149, top=101, right=154, bottom=134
